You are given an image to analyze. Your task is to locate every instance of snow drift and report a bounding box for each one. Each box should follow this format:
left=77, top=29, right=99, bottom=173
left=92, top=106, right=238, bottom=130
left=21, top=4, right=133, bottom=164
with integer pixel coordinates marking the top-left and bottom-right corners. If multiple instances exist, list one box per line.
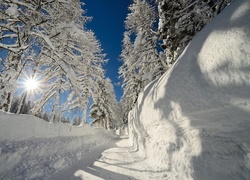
left=0, top=111, right=117, bottom=179
left=128, top=0, right=250, bottom=179
left=0, top=110, right=114, bottom=141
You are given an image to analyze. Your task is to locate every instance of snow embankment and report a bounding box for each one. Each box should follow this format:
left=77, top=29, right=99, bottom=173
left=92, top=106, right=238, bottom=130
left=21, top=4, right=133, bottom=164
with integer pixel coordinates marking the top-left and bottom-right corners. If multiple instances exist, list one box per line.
left=0, top=111, right=117, bottom=179
left=0, top=110, right=114, bottom=141
left=128, top=0, right=250, bottom=179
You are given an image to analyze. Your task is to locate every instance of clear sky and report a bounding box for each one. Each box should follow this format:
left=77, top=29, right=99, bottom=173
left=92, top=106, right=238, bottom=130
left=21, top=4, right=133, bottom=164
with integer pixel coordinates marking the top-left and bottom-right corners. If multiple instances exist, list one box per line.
left=82, top=0, right=132, bottom=102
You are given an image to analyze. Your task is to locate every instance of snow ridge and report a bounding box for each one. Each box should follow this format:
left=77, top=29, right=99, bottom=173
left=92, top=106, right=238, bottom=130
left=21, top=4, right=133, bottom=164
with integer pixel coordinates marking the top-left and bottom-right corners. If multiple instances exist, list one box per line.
left=128, top=0, right=250, bottom=179
left=0, top=111, right=117, bottom=179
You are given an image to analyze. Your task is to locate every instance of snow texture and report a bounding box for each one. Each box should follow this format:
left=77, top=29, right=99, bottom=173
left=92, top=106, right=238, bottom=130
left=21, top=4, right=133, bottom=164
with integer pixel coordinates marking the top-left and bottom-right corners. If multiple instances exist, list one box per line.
left=0, top=0, right=250, bottom=180
left=6, top=4, right=19, bottom=18
left=128, top=0, right=250, bottom=179
left=0, top=111, right=117, bottom=179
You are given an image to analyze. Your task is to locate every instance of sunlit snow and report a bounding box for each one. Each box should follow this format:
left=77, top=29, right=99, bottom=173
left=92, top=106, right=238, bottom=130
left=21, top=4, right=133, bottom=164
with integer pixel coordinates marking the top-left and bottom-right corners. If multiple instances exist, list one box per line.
left=0, top=0, right=249, bottom=180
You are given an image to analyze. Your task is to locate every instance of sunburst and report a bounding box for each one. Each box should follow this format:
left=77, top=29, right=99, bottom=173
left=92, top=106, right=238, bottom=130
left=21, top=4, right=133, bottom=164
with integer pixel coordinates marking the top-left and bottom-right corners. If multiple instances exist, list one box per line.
left=24, top=76, right=40, bottom=92
left=20, top=73, right=42, bottom=94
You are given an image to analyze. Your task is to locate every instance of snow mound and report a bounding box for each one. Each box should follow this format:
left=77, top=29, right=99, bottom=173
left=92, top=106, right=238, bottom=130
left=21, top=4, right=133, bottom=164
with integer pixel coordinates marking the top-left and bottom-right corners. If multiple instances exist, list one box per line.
left=0, top=111, right=117, bottom=179
left=128, top=0, right=250, bottom=179
left=0, top=110, right=113, bottom=141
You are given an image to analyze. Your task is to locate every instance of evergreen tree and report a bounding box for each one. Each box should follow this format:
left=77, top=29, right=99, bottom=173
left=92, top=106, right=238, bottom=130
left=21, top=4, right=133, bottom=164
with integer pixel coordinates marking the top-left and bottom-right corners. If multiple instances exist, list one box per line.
left=72, top=116, right=81, bottom=126
left=156, top=0, right=232, bottom=63
left=119, top=0, right=166, bottom=121
left=42, top=112, right=50, bottom=122
left=90, top=78, right=121, bottom=129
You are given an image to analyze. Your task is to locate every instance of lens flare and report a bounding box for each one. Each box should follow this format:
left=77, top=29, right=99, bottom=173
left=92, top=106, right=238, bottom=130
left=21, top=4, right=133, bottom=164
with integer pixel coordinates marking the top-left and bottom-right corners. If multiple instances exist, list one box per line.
left=24, top=77, right=40, bottom=92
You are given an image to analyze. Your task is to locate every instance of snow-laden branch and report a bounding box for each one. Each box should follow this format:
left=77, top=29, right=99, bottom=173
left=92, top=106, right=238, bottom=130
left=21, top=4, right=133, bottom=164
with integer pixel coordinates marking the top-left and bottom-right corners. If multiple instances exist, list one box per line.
left=0, top=24, right=18, bottom=33
left=4, top=0, right=36, bottom=11
left=0, top=42, right=28, bottom=53
left=0, top=34, right=18, bottom=40
left=30, top=32, right=55, bottom=50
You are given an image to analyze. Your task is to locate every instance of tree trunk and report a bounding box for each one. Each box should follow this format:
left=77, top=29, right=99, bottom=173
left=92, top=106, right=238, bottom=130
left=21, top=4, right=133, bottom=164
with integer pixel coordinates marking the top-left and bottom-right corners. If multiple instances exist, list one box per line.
left=50, top=88, right=61, bottom=122
left=81, top=106, right=87, bottom=125
left=17, top=92, right=27, bottom=114
left=2, top=92, right=12, bottom=112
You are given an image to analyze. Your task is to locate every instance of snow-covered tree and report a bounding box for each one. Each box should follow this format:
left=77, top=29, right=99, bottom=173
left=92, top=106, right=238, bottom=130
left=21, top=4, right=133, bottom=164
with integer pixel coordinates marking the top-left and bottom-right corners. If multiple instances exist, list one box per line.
left=72, top=116, right=81, bottom=126
left=0, top=52, right=25, bottom=112
left=0, top=0, right=53, bottom=112
left=1, top=0, right=109, bottom=126
left=0, top=0, right=65, bottom=113
left=30, top=0, right=88, bottom=121
left=119, top=0, right=167, bottom=121
left=104, top=78, right=121, bottom=129
left=8, top=96, right=32, bottom=114
left=156, top=0, right=232, bottom=63
left=90, top=78, right=121, bottom=130
left=119, top=32, right=138, bottom=116
left=32, top=1, right=107, bottom=124
left=0, top=1, right=29, bottom=53
left=42, top=112, right=50, bottom=122
left=125, top=0, right=167, bottom=82
left=61, top=116, right=70, bottom=124
left=32, top=66, right=66, bottom=122
left=65, top=30, right=106, bottom=125
left=90, top=79, right=110, bottom=129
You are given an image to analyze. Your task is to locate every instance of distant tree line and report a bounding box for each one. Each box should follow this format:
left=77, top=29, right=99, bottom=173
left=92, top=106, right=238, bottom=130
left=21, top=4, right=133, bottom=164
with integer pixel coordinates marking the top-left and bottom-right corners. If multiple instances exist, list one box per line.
left=0, top=0, right=121, bottom=129
left=119, top=0, right=233, bottom=123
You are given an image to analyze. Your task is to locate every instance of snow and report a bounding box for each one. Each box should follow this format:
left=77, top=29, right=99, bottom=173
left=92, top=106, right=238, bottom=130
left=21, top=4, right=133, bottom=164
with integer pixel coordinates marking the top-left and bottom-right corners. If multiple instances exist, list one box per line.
left=1, top=0, right=250, bottom=179
left=127, top=0, right=250, bottom=179
left=72, top=137, right=164, bottom=180
left=30, top=32, right=56, bottom=50
left=0, top=110, right=118, bottom=179
left=6, top=4, right=19, bottom=18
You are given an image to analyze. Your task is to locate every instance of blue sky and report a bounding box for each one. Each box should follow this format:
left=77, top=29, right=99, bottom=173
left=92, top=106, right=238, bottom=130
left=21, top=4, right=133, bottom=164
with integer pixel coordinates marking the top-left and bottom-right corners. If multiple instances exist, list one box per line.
left=0, top=1, right=131, bottom=122
left=82, top=0, right=131, bottom=101
left=0, top=1, right=131, bottom=102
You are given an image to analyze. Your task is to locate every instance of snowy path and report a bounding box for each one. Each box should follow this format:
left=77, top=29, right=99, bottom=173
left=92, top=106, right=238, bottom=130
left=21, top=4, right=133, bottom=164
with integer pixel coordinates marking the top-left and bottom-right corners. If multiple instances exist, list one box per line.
left=65, top=136, right=164, bottom=180
left=51, top=138, right=119, bottom=180
left=52, top=104, right=250, bottom=180
left=0, top=110, right=120, bottom=180
left=0, top=135, right=117, bottom=180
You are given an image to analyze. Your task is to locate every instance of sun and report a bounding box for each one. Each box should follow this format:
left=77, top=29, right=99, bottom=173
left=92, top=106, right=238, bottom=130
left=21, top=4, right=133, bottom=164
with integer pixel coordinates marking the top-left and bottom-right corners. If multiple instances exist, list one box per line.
left=23, top=76, right=41, bottom=93
left=19, top=72, right=43, bottom=95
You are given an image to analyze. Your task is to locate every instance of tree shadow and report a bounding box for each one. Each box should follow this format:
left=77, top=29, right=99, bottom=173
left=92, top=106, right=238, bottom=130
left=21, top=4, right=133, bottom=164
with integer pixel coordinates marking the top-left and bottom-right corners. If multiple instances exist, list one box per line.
left=74, top=164, right=136, bottom=180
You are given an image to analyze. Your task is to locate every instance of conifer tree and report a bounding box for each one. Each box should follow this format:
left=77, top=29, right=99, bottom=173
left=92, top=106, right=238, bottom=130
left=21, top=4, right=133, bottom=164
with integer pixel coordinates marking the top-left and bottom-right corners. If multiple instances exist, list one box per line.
left=119, top=0, right=166, bottom=121
left=156, top=0, right=232, bottom=63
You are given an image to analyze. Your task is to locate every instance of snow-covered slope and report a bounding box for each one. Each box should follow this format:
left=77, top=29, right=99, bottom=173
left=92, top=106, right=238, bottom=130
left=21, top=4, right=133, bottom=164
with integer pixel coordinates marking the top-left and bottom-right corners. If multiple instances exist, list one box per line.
left=0, top=111, right=117, bottom=179
left=128, top=0, right=250, bottom=179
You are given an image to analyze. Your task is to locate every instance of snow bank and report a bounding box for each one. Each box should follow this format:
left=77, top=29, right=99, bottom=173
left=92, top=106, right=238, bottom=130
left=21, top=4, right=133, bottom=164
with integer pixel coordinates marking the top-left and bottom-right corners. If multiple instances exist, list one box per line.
left=128, top=0, right=250, bottom=179
left=0, top=110, right=112, bottom=141
left=0, top=111, right=117, bottom=179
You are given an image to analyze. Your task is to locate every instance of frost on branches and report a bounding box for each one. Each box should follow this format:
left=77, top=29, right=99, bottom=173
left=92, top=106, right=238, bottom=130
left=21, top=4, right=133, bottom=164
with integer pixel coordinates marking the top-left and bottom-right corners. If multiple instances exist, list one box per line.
left=0, top=0, right=120, bottom=127
left=119, top=0, right=167, bottom=122
left=156, top=0, right=233, bottom=64
left=119, top=0, right=233, bottom=123
left=90, top=78, right=121, bottom=130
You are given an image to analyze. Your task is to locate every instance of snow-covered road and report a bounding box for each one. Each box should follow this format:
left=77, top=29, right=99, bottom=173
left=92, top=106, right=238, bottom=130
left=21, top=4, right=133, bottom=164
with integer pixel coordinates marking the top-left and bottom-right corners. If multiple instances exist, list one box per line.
left=0, top=111, right=120, bottom=180
left=0, top=135, right=119, bottom=180
left=67, top=136, right=165, bottom=180
left=51, top=138, right=118, bottom=180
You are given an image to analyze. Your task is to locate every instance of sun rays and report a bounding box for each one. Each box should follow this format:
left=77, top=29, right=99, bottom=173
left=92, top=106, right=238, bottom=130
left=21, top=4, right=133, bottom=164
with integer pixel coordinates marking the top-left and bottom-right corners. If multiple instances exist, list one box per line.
left=19, top=72, right=42, bottom=95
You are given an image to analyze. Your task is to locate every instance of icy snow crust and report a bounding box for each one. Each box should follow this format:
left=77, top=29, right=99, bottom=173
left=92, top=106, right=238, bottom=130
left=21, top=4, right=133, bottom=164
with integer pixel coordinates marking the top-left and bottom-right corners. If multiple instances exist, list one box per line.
left=0, top=111, right=117, bottom=179
left=128, top=0, right=250, bottom=179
